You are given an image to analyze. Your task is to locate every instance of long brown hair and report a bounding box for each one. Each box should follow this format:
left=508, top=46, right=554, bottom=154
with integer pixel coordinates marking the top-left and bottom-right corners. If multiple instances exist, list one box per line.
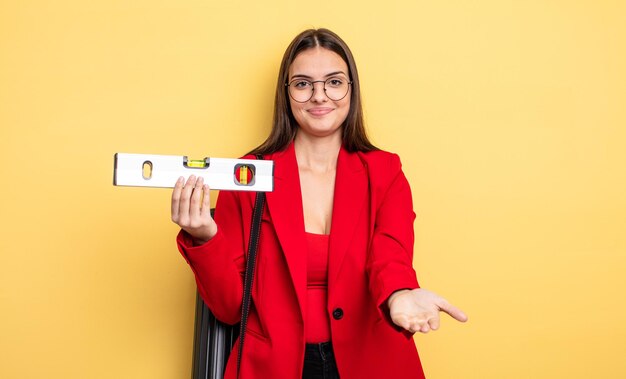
left=249, top=28, right=377, bottom=156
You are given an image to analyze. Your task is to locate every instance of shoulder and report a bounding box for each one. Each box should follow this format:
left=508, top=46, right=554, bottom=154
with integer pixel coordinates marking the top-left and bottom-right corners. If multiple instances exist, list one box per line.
left=356, top=149, right=403, bottom=177
left=239, top=153, right=258, bottom=160
left=354, top=149, right=410, bottom=200
left=240, top=148, right=286, bottom=161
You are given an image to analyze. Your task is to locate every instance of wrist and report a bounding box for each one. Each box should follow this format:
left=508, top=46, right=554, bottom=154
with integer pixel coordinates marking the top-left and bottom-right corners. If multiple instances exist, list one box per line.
left=387, top=288, right=411, bottom=308
left=192, top=237, right=209, bottom=246
left=184, top=224, right=217, bottom=246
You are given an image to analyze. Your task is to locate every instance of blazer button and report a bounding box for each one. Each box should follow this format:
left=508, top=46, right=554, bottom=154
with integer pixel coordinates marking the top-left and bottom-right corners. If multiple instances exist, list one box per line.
left=332, top=308, right=344, bottom=320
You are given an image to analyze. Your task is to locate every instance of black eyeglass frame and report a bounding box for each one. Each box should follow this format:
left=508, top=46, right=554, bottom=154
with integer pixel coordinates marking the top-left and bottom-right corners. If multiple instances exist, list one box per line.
left=285, top=78, right=353, bottom=103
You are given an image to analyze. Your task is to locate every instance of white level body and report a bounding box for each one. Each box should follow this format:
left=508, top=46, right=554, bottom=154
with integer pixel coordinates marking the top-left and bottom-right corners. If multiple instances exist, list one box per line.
left=114, top=153, right=274, bottom=192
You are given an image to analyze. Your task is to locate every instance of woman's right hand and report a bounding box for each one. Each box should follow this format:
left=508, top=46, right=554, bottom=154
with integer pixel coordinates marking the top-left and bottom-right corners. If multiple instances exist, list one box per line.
left=171, top=175, right=217, bottom=245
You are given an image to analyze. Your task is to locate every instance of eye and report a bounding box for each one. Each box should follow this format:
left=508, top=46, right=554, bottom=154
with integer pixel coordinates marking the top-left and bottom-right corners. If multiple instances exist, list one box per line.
left=326, top=78, right=344, bottom=87
left=292, top=80, right=312, bottom=89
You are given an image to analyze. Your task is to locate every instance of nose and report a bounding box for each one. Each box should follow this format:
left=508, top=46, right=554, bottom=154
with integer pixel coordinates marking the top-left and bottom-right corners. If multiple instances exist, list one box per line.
left=310, top=81, right=328, bottom=102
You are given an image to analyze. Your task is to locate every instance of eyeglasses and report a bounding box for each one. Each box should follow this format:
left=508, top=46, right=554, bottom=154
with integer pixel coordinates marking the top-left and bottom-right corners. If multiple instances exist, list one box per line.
left=286, top=77, right=352, bottom=103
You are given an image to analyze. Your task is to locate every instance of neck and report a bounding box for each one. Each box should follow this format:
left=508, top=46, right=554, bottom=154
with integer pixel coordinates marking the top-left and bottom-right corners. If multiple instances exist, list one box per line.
left=294, top=130, right=341, bottom=173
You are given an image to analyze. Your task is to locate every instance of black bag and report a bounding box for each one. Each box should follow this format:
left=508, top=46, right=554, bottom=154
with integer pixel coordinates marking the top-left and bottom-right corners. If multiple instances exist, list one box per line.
left=191, top=292, right=238, bottom=379
left=192, top=156, right=266, bottom=379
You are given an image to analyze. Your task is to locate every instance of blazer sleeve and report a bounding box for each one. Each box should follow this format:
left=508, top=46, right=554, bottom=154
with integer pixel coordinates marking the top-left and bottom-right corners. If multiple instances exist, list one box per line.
left=176, top=189, right=246, bottom=325
left=366, top=153, right=420, bottom=319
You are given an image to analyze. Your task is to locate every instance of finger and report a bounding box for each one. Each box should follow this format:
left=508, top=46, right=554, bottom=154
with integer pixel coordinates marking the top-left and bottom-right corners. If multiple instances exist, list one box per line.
left=200, top=184, right=212, bottom=217
left=439, top=301, right=468, bottom=322
left=428, top=315, right=440, bottom=331
left=391, top=314, right=412, bottom=331
left=408, top=320, right=428, bottom=334
left=189, top=177, right=204, bottom=221
left=179, top=175, right=197, bottom=224
left=171, top=176, right=184, bottom=222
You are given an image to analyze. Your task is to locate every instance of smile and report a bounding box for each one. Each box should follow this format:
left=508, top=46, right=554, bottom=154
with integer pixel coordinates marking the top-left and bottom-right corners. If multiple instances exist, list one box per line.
left=307, top=107, right=333, bottom=116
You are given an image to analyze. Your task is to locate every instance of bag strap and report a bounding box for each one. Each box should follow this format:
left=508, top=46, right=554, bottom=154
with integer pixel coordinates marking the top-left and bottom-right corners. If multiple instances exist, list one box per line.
left=237, top=154, right=266, bottom=378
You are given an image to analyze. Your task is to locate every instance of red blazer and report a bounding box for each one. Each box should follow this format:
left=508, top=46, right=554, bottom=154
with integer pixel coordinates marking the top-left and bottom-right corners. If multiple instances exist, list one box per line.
left=178, top=142, right=425, bottom=378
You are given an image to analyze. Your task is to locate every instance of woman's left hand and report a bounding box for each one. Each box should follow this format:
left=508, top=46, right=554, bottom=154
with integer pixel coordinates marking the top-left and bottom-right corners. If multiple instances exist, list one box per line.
left=387, top=288, right=468, bottom=333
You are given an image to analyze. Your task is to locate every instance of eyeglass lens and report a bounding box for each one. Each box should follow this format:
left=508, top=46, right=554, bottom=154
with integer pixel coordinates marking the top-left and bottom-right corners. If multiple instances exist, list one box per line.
left=288, top=78, right=350, bottom=102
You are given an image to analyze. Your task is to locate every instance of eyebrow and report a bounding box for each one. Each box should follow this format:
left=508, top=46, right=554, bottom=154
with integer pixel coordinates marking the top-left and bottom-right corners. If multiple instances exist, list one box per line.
left=290, top=71, right=348, bottom=80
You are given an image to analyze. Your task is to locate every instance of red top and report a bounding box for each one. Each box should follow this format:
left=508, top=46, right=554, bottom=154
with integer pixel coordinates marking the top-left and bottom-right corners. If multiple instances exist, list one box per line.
left=305, top=232, right=331, bottom=343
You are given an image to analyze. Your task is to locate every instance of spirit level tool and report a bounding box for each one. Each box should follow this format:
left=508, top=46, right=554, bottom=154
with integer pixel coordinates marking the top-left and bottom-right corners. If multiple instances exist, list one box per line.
left=113, top=153, right=274, bottom=192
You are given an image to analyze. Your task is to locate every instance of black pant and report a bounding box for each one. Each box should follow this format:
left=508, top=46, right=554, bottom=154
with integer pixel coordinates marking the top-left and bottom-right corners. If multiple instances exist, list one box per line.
left=302, top=342, right=340, bottom=379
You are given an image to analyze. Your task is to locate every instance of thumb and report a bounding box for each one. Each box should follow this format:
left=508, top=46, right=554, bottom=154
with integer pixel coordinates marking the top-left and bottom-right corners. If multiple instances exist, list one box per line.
left=438, top=301, right=468, bottom=323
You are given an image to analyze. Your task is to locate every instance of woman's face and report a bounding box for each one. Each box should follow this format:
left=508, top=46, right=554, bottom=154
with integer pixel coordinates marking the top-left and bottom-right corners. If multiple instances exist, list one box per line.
left=287, top=47, right=351, bottom=139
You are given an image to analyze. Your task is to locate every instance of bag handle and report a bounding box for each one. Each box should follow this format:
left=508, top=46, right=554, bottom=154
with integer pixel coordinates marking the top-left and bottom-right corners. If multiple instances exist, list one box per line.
left=237, top=154, right=266, bottom=378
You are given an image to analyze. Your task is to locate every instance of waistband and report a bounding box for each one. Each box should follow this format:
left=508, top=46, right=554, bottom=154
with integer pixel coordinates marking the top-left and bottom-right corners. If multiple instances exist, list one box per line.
left=305, top=341, right=334, bottom=360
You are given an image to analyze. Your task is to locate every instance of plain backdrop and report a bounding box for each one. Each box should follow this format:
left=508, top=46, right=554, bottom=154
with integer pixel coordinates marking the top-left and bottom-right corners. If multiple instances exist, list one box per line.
left=1, top=1, right=625, bottom=378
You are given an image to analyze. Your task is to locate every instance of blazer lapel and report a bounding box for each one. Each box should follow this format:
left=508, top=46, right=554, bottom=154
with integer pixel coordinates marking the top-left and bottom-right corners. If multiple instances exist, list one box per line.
left=265, top=143, right=308, bottom=321
left=264, top=144, right=368, bottom=321
left=328, top=147, right=368, bottom=289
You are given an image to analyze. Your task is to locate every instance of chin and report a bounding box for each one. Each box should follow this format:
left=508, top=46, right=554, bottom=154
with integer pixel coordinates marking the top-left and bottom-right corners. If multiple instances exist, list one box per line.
left=302, top=126, right=342, bottom=138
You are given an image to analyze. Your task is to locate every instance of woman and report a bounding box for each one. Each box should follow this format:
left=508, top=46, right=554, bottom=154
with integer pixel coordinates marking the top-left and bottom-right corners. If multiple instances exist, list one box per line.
left=171, top=28, right=467, bottom=379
